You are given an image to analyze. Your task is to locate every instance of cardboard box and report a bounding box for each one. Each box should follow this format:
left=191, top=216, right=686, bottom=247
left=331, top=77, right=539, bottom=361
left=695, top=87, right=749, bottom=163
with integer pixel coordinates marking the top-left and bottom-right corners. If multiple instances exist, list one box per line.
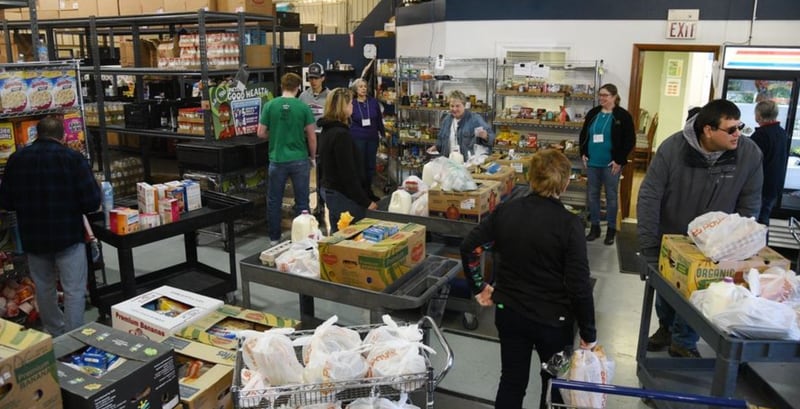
left=471, top=164, right=516, bottom=197
left=245, top=44, right=272, bottom=68
left=658, top=234, right=791, bottom=298
left=0, top=123, right=16, bottom=166
left=140, top=0, right=165, bottom=13
left=218, top=0, right=271, bottom=15
left=13, top=119, right=38, bottom=148
left=111, top=286, right=223, bottom=342
left=120, top=39, right=159, bottom=67
left=162, top=336, right=234, bottom=409
left=428, top=180, right=502, bottom=222
left=118, top=1, right=141, bottom=15
left=183, top=180, right=202, bottom=211
left=111, top=207, right=140, bottom=235
left=58, top=0, right=99, bottom=18
left=496, top=154, right=534, bottom=184
left=176, top=304, right=299, bottom=350
left=186, top=0, right=217, bottom=11
left=137, top=182, right=157, bottom=213
left=0, top=319, right=62, bottom=409
left=97, top=0, right=119, bottom=16
left=54, top=322, right=180, bottom=409
left=319, top=218, right=426, bottom=291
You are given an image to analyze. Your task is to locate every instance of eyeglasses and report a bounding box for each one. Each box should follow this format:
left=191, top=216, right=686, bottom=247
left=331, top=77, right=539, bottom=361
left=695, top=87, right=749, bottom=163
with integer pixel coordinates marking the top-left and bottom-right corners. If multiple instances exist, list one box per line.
left=712, top=122, right=746, bottom=135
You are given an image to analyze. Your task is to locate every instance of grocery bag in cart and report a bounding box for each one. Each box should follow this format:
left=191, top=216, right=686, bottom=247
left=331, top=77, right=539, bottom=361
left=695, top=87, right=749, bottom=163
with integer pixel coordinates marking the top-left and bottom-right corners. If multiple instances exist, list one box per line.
left=231, top=315, right=453, bottom=409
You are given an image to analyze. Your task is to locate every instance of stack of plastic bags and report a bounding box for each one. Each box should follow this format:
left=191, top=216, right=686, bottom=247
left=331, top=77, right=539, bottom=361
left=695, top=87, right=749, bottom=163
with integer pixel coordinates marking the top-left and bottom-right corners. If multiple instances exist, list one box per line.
left=690, top=267, right=800, bottom=340
left=237, top=315, right=435, bottom=408
left=543, top=346, right=615, bottom=409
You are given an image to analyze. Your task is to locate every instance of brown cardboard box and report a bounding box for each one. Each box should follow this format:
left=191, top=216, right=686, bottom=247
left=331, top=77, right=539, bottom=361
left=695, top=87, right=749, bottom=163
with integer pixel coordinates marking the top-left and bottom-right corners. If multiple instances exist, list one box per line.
left=658, top=234, right=791, bottom=298
left=118, top=0, right=141, bottom=15
left=0, top=39, right=20, bottom=62
left=21, top=9, right=60, bottom=19
left=0, top=319, right=62, bottom=409
left=140, top=0, right=165, bottom=13
left=471, top=164, right=516, bottom=197
left=0, top=9, right=24, bottom=21
left=176, top=304, right=300, bottom=350
left=97, top=0, right=119, bottom=16
left=58, top=0, right=99, bottom=18
left=40, top=0, right=60, bottom=10
left=496, top=153, right=534, bottom=184
left=245, top=44, right=272, bottom=68
left=186, top=0, right=217, bottom=11
left=428, top=180, right=502, bottom=222
left=162, top=336, right=235, bottom=409
left=319, top=218, right=427, bottom=291
left=120, top=39, right=159, bottom=67
left=218, top=0, right=272, bottom=15
left=163, top=0, right=186, bottom=12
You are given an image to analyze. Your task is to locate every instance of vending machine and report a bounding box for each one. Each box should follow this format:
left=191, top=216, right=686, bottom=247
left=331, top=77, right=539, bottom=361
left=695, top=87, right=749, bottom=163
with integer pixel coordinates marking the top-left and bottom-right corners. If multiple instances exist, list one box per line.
left=722, top=46, right=800, bottom=249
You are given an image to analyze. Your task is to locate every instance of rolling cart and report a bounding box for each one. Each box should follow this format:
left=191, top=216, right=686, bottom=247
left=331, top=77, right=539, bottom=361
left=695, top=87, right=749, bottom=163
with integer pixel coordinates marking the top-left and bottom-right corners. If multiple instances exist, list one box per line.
left=232, top=315, right=453, bottom=409
left=546, top=379, right=749, bottom=409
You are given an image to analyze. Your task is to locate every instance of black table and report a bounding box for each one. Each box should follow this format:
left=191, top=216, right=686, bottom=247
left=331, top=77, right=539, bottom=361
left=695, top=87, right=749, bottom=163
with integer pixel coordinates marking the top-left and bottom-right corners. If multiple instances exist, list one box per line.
left=90, top=191, right=251, bottom=316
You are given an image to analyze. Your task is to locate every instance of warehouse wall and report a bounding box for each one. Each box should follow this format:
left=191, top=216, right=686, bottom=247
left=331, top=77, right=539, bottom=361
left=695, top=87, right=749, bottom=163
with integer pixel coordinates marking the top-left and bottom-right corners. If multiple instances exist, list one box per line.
left=396, top=19, right=800, bottom=105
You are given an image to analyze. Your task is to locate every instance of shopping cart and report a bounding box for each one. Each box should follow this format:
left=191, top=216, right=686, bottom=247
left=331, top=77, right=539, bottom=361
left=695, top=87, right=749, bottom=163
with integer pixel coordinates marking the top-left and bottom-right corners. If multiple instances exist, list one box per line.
left=232, top=315, right=453, bottom=409
left=546, top=379, right=750, bottom=409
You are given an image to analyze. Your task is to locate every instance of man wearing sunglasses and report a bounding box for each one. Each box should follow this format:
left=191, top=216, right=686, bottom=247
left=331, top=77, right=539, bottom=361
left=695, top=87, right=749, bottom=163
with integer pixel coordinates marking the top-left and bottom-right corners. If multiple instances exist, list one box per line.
left=637, top=99, right=763, bottom=358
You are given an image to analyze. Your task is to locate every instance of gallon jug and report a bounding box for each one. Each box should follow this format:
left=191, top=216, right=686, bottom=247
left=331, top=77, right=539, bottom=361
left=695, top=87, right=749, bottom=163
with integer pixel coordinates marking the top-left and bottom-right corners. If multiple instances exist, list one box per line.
left=388, top=189, right=412, bottom=214
left=422, top=161, right=438, bottom=188
left=291, top=210, right=318, bottom=242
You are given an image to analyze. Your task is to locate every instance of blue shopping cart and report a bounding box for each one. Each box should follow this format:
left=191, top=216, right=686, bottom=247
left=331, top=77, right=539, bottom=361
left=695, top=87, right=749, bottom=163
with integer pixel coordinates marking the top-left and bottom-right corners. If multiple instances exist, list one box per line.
left=546, top=379, right=751, bottom=409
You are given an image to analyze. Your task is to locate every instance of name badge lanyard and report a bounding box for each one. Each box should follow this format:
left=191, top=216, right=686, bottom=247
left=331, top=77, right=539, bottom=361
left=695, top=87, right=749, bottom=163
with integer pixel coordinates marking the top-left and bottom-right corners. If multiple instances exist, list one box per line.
left=357, top=100, right=371, bottom=127
left=592, top=113, right=612, bottom=143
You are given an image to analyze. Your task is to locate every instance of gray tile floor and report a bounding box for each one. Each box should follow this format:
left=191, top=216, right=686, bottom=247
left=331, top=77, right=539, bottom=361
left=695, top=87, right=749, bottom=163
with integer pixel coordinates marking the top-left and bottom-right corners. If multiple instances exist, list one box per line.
left=88, top=220, right=668, bottom=409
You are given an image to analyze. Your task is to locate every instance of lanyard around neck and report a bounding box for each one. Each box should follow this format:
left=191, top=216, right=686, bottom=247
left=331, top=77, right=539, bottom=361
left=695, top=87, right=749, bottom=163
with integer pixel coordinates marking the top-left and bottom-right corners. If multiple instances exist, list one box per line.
left=357, top=99, right=370, bottom=120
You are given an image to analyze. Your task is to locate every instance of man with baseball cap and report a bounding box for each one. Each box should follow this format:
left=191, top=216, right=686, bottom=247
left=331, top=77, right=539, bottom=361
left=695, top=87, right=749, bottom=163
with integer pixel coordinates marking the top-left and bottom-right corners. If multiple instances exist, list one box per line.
left=300, top=62, right=330, bottom=122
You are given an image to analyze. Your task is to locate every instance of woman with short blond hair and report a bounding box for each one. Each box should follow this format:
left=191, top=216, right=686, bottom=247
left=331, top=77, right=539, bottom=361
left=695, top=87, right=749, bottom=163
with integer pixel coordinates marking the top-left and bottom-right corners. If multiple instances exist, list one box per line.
left=460, top=149, right=597, bottom=409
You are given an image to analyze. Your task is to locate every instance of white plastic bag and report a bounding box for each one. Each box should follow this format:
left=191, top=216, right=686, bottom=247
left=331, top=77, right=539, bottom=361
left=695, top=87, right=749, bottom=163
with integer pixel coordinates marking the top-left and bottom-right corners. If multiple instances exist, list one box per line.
left=427, top=157, right=477, bottom=192
left=561, top=346, right=615, bottom=409
left=687, top=211, right=767, bottom=262
left=240, top=328, right=304, bottom=386
left=303, top=346, right=370, bottom=393
left=712, top=296, right=800, bottom=340
left=689, top=280, right=752, bottom=318
left=362, top=315, right=423, bottom=352
left=757, top=266, right=800, bottom=303
left=366, top=340, right=435, bottom=392
left=275, top=238, right=320, bottom=278
left=296, top=315, right=363, bottom=365
left=409, top=192, right=428, bottom=217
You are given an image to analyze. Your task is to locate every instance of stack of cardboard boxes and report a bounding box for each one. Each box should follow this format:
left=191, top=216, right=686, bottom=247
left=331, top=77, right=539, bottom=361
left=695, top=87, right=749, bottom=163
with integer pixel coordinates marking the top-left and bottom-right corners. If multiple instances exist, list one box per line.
left=1, top=0, right=273, bottom=20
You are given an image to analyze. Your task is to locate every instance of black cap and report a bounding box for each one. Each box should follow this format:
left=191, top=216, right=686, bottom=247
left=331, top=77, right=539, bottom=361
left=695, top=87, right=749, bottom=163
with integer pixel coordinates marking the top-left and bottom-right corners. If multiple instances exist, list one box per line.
left=308, top=63, right=325, bottom=78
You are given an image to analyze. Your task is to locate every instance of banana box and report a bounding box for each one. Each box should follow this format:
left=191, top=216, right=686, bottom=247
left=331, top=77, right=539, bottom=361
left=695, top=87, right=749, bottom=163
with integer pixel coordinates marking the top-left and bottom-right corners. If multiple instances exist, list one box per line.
left=470, top=164, right=515, bottom=197
left=319, top=218, right=426, bottom=291
left=428, top=180, right=501, bottom=223
left=658, top=234, right=790, bottom=298
left=176, top=305, right=299, bottom=351
left=0, top=319, right=61, bottom=409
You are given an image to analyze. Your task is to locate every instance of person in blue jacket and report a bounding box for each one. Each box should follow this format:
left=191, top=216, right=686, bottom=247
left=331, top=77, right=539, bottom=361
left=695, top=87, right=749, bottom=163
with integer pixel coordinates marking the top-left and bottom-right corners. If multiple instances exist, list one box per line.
left=431, top=90, right=494, bottom=159
left=349, top=78, right=385, bottom=196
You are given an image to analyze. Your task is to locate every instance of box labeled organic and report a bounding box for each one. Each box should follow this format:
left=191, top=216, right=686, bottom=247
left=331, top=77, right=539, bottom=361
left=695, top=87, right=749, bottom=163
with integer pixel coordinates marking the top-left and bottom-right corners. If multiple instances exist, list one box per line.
left=176, top=304, right=299, bottom=350
left=54, top=322, right=179, bottom=409
left=162, top=336, right=234, bottom=409
left=0, top=319, right=61, bottom=409
left=428, top=180, right=502, bottom=222
left=319, top=218, right=426, bottom=291
left=112, top=286, right=223, bottom=342
left=658, top=234, right=790, bottom=298
left=471, top=164, right=515, bottom=197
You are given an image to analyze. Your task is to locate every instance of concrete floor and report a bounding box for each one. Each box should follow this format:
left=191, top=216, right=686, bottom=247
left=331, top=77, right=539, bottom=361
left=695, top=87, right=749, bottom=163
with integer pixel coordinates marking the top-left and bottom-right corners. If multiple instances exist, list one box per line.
left=87, top=218, right=670, bottom=409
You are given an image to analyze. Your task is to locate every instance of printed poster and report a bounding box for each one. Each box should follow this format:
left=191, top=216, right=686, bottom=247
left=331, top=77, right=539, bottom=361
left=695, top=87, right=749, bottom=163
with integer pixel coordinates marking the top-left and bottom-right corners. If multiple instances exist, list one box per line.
left=209, top=82, right=273, bottom=139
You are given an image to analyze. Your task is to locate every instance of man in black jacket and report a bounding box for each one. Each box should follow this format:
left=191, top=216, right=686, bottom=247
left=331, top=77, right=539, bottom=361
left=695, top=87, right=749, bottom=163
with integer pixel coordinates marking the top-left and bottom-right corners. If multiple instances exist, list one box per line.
left=750, top=99, right=788, bottom=226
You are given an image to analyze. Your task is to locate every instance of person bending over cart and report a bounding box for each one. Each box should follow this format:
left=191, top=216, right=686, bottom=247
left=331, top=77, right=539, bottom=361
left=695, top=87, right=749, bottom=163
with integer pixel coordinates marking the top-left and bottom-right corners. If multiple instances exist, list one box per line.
left=460, top=149, right=597, bottom=409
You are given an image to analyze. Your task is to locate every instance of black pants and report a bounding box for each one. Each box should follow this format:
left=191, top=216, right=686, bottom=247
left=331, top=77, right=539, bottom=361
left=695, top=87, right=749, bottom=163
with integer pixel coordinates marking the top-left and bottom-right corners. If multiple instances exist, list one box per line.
left=494, top=306, right=574, bottom=409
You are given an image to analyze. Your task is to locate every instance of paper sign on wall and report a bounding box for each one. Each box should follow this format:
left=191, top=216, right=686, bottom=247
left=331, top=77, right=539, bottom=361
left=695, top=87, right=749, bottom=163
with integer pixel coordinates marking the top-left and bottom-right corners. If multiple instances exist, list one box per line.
left=665, top=78, right=682, bottom=97
left=531, top=64, right=551, bottom=78
left=513, top=62, right=534, bottom=77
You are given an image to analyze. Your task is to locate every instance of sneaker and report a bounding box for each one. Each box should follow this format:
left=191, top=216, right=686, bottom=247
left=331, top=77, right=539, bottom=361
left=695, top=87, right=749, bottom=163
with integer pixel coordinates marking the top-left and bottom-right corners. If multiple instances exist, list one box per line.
left=668, top=344, right=701, bottom=358
left=269, top=240, right=280, bottom=247
left=646, top=326, right=671, bottom=351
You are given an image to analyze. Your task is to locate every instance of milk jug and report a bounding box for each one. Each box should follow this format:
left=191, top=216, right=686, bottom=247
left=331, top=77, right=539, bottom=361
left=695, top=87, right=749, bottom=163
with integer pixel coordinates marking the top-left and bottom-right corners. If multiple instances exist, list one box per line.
left=388, top=189, right=412, bottom=214
left=291, top=210, right=319, bottom=242
left=422, top=161, right=438, bottom=188
left=448, top=151, right=464, bottom=165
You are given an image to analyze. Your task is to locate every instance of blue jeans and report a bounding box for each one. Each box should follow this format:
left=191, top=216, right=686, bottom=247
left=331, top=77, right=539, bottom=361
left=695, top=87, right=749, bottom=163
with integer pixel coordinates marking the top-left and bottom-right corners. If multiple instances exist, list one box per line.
left=655, top=293, right=699, bottom=349
left=268, top=159, right=310, bottom=241
left=28, top=242, right=87, bottom=336
left=323, top=188, right=366, bottom=234
left=494, top=306, right=573, bottom=409
left=587, top=166, right=620, bottom=227
left=352, top=138, right=378, bottom=190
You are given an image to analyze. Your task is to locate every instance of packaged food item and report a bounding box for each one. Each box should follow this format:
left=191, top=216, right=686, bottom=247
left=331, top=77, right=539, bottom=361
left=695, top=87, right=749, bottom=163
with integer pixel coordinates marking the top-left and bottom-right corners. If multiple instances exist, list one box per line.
left=51, top=69, right=78, bottom=108
left=0, top=71, right=28, bottom=113
left=27, top=71, right=53, bottom=110
left=141, top=297, right=192, bottom=318
left=0, top=123, right=16, bottom=165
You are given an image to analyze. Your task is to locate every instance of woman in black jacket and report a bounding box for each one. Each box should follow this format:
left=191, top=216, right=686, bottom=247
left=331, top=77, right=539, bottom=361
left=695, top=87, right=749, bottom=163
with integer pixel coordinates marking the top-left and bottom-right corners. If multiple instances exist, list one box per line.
left=460, top=149, right=597, bottom=409
left=578, top=83, right=636, bottom=245
left=317, top=88, right=378, bottom=233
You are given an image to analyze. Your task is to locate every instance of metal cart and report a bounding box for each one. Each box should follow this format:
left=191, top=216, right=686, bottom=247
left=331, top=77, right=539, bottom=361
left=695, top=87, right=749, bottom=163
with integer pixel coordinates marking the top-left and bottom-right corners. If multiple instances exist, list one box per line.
left=232, top=315, right=453, bottom=409
left=546, top=379, right=749, bottom=409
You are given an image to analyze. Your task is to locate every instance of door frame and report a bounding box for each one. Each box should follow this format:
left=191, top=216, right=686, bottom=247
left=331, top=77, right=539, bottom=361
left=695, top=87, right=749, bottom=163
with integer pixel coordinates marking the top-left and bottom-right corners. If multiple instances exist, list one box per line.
left=620, top=43, right=721, bottom=220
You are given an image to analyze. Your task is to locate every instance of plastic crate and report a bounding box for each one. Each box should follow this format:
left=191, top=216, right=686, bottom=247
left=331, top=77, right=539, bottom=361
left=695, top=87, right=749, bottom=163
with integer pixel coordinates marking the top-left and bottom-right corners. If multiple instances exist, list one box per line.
left=177, top=141, right=249, bottom=173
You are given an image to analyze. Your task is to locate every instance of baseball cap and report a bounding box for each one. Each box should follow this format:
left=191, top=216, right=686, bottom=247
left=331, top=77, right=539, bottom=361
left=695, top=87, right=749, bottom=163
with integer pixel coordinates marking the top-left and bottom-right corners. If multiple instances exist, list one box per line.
left=308, top=63, right=325, bottom=78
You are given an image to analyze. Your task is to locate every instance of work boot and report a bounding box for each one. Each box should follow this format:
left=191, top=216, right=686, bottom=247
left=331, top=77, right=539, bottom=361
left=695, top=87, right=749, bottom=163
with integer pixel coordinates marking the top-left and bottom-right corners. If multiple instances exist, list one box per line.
left=586, top=224, right=601, bottom=241
left=646, top=326, right=671, bottom=351
left=604, top=228, right=616, bottom=245
left=668, top=343, right=701, bottom=358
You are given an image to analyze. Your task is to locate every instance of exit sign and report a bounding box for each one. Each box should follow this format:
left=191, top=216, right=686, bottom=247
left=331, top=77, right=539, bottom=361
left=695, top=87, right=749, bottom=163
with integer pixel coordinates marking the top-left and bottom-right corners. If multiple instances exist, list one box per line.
left=666, top=9, right=699, bottom=40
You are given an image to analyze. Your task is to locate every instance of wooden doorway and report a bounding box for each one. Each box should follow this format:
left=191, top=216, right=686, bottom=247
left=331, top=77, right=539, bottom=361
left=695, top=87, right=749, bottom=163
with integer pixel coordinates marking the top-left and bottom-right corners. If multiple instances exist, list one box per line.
left=620, top=43, right=721, bottom=220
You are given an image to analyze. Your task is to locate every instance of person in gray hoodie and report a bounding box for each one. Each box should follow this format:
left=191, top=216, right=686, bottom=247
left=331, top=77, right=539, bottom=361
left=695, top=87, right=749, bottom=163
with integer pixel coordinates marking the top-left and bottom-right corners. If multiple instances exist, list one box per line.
left=637, top=99, right=762, bottom=358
